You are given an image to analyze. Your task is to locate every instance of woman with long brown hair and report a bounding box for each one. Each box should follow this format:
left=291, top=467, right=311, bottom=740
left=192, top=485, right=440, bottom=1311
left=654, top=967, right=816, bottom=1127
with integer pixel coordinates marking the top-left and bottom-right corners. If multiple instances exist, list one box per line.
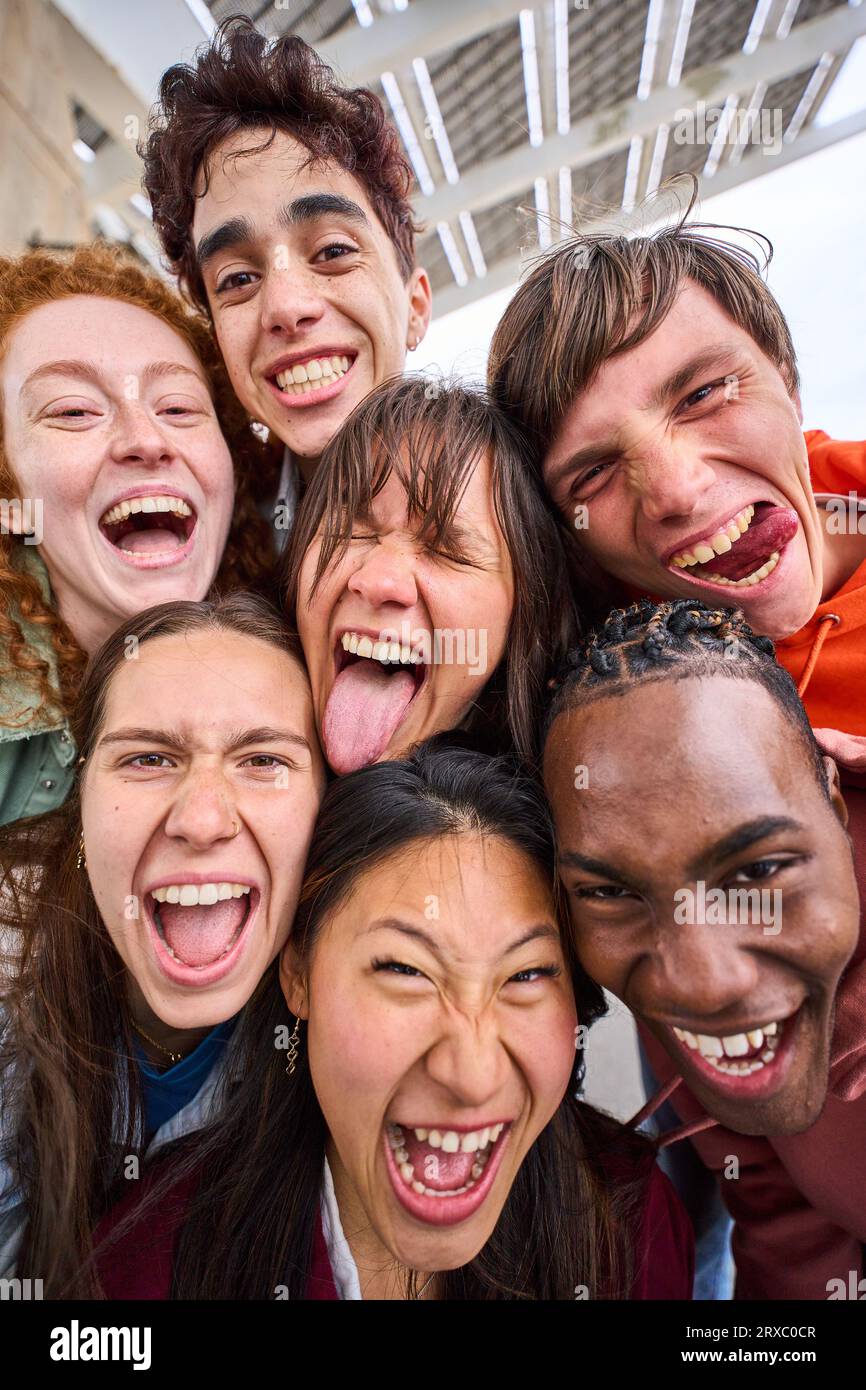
left=0, top=242, right=279, bottom=825
left=282, top=377, right=577, bottom=774
left=0, top=592, right=325, bottom=1292
left=95, top=740, right=693, bottom=1300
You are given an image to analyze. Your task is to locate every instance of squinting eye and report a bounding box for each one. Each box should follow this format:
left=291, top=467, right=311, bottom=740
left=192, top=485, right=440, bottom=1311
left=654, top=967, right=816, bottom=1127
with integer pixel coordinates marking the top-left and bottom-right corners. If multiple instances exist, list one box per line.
left=730, top=859, right=788, bottom=883
left=574, top=885, right=633, bottom=900
left=683, top=382, right=722, bottom=409
left=372, top=957, right=425, bottom=978
left=507, top=965, right=561, bottom=984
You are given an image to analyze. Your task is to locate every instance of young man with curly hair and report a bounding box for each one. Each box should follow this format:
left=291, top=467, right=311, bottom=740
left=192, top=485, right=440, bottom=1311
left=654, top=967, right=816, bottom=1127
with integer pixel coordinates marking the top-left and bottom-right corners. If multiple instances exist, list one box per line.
left=142, top=16, right=432, bottom=539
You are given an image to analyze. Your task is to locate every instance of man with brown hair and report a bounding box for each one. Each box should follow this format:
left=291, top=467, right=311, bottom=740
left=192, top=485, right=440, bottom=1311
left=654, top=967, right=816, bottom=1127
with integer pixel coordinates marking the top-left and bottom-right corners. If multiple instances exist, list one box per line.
left=488, top=200, right=866, bottom=736
left=143, top=16, right=432, bottom=535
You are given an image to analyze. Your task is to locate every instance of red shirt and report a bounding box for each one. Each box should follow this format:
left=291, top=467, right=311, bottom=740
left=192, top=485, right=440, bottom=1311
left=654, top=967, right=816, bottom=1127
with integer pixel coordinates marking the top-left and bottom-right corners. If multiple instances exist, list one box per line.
left=94, top=1159, right=693, bottom=1300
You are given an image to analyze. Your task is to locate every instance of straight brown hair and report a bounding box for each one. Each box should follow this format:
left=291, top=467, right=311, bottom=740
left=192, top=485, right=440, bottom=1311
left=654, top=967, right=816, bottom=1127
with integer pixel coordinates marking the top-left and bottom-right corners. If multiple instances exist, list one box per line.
left=488, top=178, right=799, bottom=462
left=281, top=376, right=579, bottom=766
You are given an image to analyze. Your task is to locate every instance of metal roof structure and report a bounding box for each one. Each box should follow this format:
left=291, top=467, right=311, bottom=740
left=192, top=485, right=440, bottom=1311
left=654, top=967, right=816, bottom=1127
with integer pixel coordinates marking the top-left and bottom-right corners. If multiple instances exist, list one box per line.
left=53, top=0, right=866, bottom=316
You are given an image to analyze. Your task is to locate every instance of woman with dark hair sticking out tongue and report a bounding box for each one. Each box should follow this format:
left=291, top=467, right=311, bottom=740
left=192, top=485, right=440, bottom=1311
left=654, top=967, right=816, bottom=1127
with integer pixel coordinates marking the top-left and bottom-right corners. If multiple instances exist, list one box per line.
left=282, top=377, right=577, bottom=772
left=0, top=593, right=325, bottom=1294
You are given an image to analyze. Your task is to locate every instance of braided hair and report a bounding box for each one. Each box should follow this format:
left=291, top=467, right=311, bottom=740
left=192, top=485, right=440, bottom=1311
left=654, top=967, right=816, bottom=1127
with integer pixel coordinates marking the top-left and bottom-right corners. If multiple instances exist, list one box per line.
left=545, top=598, right=828, bottom=794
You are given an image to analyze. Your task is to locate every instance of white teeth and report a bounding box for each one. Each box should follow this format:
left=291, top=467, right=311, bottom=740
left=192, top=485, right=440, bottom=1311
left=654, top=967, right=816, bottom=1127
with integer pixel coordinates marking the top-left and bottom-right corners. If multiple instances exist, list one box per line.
left=670, top=504, right=756, bottom=570
left=340, top=632, right=423, bottom=667
left=151, top=882, right=251, bottom=905
left=399, top=1162, right=414, bottom=1181
left=673, top=1019, right=784, bottom=1074
left=440, top=1131, right=460, bottom=1153
left=428, top=1130, right=442, bottom=1149
left=460, top=1131, right=480, bottom=1153
left=100, top=495, right=192, bottom=527
left=274, top=354, right=353, bottom=393
left=414, top=1127, right=428, bottom=1141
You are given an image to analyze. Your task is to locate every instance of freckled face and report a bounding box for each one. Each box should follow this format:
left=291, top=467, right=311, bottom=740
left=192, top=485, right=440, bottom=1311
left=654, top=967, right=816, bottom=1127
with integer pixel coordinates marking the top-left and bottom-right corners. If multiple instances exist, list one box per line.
left=82, top=629, right=325, bottom=1029
left=284, top=833, right=577, bottom=1272
left=1, top=296, right=234, bottom=651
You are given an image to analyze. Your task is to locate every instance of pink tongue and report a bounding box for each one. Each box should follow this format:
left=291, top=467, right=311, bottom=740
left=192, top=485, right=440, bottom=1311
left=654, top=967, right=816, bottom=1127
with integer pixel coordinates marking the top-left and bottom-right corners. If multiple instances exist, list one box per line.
left=157, top=898, right=246, bottom=967
left=323, top=662, right=416, bottom=774
left=696, top=506, right=798, bottom=580
left=118, top=527, right=183, bottom=554
left=400, top=1133, right=476, bottom=1190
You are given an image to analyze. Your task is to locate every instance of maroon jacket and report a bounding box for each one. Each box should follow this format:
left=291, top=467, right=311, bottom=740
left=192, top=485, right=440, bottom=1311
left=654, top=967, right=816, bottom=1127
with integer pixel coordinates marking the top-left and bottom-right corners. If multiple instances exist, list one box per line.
left=95, top=1160, right=693, bottom=1300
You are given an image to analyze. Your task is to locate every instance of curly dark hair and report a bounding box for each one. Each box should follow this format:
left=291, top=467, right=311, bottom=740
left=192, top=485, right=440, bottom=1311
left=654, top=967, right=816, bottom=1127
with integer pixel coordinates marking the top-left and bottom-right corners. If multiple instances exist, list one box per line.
left=141, top=15, right=420, bottom=311
left=544, top=598, right=829, bottom=795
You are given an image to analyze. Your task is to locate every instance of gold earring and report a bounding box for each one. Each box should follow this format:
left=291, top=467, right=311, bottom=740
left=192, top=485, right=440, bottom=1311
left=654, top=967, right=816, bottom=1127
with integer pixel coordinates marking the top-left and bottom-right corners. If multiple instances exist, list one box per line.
left=285, top=1016, right=302, bottom=1076
left=76, top=835, right=86, bottom=871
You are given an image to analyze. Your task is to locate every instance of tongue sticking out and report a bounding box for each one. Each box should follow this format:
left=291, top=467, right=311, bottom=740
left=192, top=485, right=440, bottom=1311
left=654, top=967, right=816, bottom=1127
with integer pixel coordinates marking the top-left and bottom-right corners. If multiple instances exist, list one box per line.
left=156, top=898, right=247, bottom=968
left=117, top=528, right=184, bottom=554
left=690, top=506, right=798, bottom=581
left=323, top=661, right=416, bottom=774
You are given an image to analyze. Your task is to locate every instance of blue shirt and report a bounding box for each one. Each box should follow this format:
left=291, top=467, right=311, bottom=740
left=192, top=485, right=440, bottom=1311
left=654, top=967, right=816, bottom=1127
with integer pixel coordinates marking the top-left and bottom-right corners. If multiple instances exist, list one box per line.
left=134, top=1018, right=236, bottom=1142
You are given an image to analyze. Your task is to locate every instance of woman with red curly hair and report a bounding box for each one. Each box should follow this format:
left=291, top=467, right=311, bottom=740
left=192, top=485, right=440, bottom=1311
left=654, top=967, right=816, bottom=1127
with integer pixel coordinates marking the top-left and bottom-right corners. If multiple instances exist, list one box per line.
left=0, top=242, right=279, bottom=826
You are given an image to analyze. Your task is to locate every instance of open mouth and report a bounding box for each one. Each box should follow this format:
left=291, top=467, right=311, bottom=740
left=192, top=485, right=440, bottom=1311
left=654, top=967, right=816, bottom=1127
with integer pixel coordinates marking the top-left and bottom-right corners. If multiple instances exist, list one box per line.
left=384, top=1120, right=511, bottom=1227
left=667, top=1007, right=802, bottom=1098
left=268, top=352, right=357, bottom=406
left=321, top=630, right=428, bottom=775
left=145, top=880, right=258, bottom=987
left=667, top=501, right=798, bottom=589
left=99, top=493, right=197, bottom=565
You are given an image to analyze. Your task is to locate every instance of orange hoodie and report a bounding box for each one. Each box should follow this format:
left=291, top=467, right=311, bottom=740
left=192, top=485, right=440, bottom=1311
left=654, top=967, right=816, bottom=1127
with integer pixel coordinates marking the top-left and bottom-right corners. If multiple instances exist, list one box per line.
left=640, top=735, right=866, bottom=1300
left=775, top=432, right=866, bottom=734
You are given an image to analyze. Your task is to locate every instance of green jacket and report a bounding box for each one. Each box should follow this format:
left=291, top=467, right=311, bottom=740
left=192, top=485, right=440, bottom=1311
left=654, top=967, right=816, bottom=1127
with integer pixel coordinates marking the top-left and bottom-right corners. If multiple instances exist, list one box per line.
left=0, top=547, right=77, bottom=826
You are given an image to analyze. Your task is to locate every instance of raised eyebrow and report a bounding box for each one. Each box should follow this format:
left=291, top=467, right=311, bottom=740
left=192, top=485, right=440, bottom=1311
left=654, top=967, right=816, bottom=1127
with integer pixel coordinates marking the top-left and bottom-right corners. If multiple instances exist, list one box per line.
left=195, top=216, right=257, bottom=271
left=280, top=193, right=370, bottom=229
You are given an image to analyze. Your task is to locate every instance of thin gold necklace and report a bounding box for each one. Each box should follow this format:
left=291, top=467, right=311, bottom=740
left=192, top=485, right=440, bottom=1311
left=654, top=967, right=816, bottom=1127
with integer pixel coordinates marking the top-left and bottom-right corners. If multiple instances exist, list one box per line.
left=132, top=1021, right=183, bottom=1066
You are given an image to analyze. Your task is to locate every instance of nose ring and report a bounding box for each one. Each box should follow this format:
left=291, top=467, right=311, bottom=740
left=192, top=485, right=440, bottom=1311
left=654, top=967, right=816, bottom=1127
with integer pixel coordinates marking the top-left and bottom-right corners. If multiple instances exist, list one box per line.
left=230, top=819, right=240, bottom=838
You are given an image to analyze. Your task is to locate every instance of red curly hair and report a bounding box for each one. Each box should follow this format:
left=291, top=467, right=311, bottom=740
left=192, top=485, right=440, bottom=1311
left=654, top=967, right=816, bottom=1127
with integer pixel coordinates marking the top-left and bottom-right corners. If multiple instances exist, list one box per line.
left=141, top=15, right=419, bottom=310
left=0, top=241, right=279, bottom=730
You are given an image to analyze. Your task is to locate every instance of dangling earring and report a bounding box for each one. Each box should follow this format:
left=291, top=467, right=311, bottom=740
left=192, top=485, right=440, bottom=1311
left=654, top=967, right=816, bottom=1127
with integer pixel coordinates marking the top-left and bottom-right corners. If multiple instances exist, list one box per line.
left=285, top=1016, right=302, bottom=1076
left=76, top=835, right=86, bottom=871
